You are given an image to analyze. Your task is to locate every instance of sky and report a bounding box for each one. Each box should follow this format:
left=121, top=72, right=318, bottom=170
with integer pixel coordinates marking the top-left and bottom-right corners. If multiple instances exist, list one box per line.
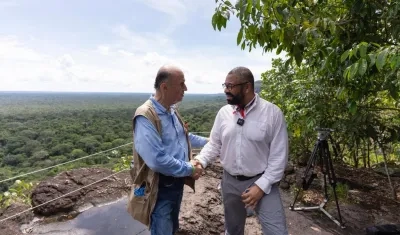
left=0, top=0, right=284, bottom=94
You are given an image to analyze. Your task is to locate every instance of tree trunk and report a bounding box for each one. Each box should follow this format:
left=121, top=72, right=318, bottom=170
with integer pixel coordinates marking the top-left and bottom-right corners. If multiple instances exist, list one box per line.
left=367, top=139, right=371, bottom=168
left=379, top=143, right=397, bottom=200
left=353, top=149, right=358, bottom=168
left=362, top=140, right=367, bottom=168
left=373, top=143, right=379, bottom=164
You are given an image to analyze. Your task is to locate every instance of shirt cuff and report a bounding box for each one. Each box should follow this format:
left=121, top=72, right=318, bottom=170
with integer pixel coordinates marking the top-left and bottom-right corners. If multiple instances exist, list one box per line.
left=185, top=161, right=194, bottom=177
left=254, top=177, right=272, bottom=194
left=194, top=155, right=207, bottom=169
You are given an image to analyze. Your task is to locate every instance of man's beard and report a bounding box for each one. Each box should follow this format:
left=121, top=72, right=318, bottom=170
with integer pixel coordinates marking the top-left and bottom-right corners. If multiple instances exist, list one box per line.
left=225, top=92, right=243, bottom=105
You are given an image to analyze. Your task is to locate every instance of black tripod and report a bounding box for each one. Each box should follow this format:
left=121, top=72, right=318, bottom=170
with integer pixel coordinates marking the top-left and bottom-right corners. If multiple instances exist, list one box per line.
left=289, top=128, right=345, bottom=229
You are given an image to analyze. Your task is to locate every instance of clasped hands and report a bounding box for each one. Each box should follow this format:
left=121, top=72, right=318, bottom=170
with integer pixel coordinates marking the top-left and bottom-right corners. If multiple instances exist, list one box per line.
left=190, top=159, right=203, bottom=180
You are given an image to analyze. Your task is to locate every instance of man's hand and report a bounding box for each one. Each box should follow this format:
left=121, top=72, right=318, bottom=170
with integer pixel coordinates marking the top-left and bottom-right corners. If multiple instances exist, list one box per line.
left=190, top=160, right=203, bottom=180
left=241, top=185, right=264, bottom=210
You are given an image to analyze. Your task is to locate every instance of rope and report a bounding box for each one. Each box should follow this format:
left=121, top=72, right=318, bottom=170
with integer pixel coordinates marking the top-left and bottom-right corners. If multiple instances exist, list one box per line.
left=0, top=132, right=210, bottom=184
left=0, top=143, right=133, bottom=184
left=0, top=169, right=128, bottom=223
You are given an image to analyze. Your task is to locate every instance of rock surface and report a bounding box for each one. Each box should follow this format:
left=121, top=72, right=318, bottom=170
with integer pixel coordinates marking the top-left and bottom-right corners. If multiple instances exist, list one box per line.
left=1, top=161, right=399, bottom=235
left=0, top=203, right=34, bottom=235
left=30, top=167, right=131, bottom=216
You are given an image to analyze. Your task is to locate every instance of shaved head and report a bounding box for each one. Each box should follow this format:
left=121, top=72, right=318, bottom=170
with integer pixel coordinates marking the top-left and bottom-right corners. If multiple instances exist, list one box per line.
left=227, top=66, right=255, bottom=89
left=154, top=64, right=184, bottom=89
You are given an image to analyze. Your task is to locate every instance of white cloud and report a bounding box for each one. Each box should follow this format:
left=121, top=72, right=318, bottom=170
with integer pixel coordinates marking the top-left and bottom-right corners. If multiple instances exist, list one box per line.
left=0, top=37, right=44, bottom=61
left=0, top=24, right=282, bottom=93
left=0, top=0, right=19, bottom=9
left=112, top=25, right=176, bottom=53
left=133, top=0, right=215, bottom=33
left=135, top=0, right=187, bottom=19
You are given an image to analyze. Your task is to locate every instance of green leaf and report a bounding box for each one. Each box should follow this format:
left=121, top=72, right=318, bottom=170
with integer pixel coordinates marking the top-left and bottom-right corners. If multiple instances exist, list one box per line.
left=224, top=0, right=233, bottom=7
left=368, top=53, right=376, bottom=68
left=293, top=45, right=302, bottom=66
left=390, top=55, right=400, bottom=69
left=343, top=66, right=351, bottom=79
left=276, top=44, right=284, bottom=55
left=358, top=59, right=367, bottom=76
left=211, top=13, right=218, bottom=30
left=349, top=62, right=359, bottom=79
left=283, top=27, right=294, bottom=46
left=359, top=42, right=367, bottom=58
left=329, top=20, right=336, bottom=34
left=389, top=86, right=399, bottom=100
left=341, top=49, right=350, bottom=63
left=216, top=13, right=223, bottom=31
left=246, top=0, right=253, bottom=13
left=237, top=27, right=244, bottom=45
left=255, top=0, right=261, bottom=10
left=348, top=101, right=357, bottom=114
left=376, top=49, right=388, bottom=71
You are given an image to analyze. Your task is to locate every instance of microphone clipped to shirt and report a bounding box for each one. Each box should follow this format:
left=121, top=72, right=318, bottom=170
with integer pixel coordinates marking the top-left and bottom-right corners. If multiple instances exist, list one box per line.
left=234, top=97, right=256, bottom=126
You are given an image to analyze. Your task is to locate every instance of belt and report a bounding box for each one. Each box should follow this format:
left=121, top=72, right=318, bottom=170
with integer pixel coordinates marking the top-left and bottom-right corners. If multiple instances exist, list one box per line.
left=230, top=172, right=264, bottom=181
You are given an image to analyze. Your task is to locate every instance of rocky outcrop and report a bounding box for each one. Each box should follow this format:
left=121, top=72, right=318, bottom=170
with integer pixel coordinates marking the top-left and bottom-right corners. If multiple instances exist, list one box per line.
left=30, top=167, right=131, bottom=216
left=279, top=163, right=296, bottom=190
left=0, top=202, right=34, bottom=235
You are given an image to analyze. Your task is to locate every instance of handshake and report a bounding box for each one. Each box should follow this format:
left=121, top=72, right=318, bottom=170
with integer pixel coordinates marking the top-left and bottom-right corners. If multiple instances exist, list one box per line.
left=190, top=159, right=204, bottom=180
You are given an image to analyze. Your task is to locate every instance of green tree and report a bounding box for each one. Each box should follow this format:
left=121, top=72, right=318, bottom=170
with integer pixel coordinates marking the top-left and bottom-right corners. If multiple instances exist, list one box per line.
left=70, top=149, right=87, bottom=159
left=211, top=0, right=400, bottom=107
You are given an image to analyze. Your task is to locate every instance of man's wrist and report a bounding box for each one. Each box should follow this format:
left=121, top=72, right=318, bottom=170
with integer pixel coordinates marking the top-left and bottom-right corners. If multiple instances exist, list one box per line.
left=191, top=164, right=195, bottom=175
left=186, top=162, right=195, bottom=176
left=193, top=157, right=206, bottom=169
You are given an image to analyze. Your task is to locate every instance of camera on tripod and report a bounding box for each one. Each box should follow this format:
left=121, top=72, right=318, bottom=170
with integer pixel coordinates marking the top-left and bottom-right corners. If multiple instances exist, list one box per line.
left=289, top=127, right=345, bottom=229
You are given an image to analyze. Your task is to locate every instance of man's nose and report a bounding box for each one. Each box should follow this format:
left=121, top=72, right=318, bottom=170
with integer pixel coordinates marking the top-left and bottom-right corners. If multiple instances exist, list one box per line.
left=183, top=84, right=187, bottom=91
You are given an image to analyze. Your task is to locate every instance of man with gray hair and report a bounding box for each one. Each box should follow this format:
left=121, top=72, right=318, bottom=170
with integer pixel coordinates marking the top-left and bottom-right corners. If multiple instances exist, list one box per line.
left=128, top=65, right=208, bottom=235
left=193, top=66, right=289, bottom=235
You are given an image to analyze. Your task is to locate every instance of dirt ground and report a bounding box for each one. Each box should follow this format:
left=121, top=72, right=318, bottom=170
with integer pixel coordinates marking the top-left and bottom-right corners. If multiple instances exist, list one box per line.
left=177, top=161, right=400, bottom=235
left=1, top=160, right=398, bottom=235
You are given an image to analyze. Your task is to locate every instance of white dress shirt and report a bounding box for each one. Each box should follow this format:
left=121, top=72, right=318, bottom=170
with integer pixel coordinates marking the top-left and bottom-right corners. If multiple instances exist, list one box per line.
left=195, top=93, right=289, bottom=194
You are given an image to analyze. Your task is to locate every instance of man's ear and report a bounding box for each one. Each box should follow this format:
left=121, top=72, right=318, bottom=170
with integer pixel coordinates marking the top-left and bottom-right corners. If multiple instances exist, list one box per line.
left=159, top=82, right=168, bottom=92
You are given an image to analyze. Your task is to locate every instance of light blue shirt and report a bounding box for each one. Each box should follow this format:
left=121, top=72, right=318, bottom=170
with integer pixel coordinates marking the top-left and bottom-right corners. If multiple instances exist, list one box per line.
left=133, top=97, right=208, bottom=177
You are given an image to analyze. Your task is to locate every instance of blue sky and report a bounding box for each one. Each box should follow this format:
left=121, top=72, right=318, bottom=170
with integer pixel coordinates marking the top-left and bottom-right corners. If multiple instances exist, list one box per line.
left=0, top=0, right=284, bottom=93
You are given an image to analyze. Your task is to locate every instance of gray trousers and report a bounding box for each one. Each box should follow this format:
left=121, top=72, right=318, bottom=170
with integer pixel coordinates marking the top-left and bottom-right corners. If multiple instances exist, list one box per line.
left=221, top=170, right=288, bottom=235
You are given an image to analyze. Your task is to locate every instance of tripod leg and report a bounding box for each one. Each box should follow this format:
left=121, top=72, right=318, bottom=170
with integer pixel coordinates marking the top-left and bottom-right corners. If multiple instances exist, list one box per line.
left=303, top=141, right=321, bottom=190
left=320, top=141, right=329, bottom=200
left=325, top=143, right=344, bottom=227
left=290, top=141, right=320, bottom=209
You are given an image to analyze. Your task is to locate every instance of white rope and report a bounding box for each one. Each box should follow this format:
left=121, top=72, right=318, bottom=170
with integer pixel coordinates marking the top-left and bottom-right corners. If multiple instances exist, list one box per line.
left=0, top=143, right=133, bottom=184
left=0, top=169, right=128, bottom=223
left=1, top=132, right=209, bottom=184
left=191, top=132, right=211, bottom=134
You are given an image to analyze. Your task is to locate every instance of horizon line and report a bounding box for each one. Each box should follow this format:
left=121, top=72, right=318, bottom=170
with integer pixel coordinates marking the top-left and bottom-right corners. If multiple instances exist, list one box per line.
left=0, top=90, right=225, bottom=95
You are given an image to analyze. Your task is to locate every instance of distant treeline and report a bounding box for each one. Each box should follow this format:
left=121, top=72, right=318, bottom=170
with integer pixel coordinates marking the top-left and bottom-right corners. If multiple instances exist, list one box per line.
left=0, top=92, right=226, bottom=192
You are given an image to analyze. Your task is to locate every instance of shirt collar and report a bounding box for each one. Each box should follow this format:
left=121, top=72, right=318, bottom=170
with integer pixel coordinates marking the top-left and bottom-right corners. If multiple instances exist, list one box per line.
left=149, top=95, right=175, bottom=115
left=232, top=93, right=258, bottom=112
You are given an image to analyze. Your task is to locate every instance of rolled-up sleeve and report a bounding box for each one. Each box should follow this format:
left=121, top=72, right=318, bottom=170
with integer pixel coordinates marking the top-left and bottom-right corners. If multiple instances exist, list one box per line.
left=254, top=109, right=289, bottom=194
left=134, top=115, right=193, bottom=177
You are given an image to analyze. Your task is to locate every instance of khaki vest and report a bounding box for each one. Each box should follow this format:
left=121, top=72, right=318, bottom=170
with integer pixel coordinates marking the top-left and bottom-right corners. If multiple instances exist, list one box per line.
left=127, top=99, right=195, bottom=228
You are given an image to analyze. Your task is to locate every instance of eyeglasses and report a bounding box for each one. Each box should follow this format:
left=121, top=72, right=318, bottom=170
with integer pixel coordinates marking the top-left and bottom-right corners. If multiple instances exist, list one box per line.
left=222, top=82, right=248, bottom=90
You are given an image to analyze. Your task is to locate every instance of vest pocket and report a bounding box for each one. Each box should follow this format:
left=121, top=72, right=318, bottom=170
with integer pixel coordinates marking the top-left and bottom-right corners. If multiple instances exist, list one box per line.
left=127, top=182, right=152, bottom=226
